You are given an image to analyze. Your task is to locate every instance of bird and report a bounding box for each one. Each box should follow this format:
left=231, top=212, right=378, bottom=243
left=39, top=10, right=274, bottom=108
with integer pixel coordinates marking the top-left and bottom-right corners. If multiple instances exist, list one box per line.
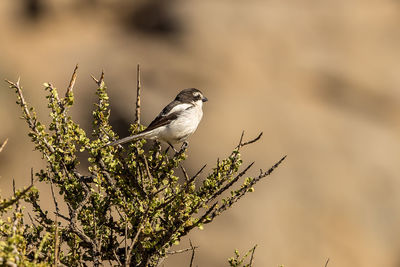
left=107, top=88, right=208, bottom=147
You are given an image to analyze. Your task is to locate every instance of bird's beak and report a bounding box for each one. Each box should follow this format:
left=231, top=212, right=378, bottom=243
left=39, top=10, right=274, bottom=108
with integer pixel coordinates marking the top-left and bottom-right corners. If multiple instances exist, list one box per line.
left=202, top=96, right=208, bottom=102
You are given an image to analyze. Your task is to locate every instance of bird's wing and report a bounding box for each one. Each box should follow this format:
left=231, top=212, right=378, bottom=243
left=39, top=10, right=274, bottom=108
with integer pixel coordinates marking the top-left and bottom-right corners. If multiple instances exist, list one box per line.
left=106, top=102, right=193, bottom=146
left=144, top=102, right=193, bottom=132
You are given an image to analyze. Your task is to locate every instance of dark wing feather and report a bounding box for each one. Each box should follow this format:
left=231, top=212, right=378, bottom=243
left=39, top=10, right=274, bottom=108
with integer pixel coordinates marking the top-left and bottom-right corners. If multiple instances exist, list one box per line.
left=159, top=100, right=180, bottom=117
left=141, top=100, right=195, bottom=133
left=144, top=112, right=179, bottom=132
left=141, top=100, right=181, bottom=133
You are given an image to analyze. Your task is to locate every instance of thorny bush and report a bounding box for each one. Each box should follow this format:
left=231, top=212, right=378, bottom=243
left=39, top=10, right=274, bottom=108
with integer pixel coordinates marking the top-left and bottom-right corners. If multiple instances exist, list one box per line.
left=1, top=66, right=285, bottom=266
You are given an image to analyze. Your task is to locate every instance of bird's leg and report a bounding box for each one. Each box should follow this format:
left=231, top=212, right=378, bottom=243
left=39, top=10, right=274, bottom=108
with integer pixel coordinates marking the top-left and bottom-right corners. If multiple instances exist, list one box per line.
left=173, top=141, right=188, bottom=157
left=167, top=142, right=178, bottom=153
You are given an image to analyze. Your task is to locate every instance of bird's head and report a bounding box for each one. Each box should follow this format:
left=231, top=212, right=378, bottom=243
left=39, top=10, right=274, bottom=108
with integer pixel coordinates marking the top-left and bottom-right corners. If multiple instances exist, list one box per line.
left=175, top=88, right=208, bottom=105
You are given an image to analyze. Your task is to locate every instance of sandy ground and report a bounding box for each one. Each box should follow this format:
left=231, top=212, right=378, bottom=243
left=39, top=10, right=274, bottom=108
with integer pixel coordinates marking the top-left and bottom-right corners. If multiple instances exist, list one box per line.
left=1, top=0, right=400, bottom=266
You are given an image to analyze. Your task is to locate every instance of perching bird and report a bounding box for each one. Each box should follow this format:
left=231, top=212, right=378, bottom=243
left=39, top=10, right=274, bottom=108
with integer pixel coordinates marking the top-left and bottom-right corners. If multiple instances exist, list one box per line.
left=108, top=88, right=208, bottom=146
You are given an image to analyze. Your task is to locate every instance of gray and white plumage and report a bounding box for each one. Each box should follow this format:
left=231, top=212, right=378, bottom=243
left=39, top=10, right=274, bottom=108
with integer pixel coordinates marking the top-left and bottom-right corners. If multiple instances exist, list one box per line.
left=108, top=88, right=208, bottom=146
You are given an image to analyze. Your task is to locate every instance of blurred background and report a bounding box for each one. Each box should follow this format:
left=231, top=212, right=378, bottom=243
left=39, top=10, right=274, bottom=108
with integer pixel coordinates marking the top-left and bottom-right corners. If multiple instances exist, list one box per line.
left=1, top=0, right=400, bottom=266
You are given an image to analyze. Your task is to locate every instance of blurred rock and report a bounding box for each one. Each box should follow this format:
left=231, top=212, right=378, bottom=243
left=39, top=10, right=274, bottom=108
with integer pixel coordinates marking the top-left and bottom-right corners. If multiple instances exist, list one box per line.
left=120, top=0, right=182, bottom=37
left=22, top=0, right=46, bottom=21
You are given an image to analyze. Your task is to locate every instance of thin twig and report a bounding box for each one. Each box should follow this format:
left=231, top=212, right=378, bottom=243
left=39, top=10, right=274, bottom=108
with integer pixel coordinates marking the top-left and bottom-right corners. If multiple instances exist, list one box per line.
left=237, top=131, right=263, bottom=150
left=49, top=175, right=60, bottom=214
left=31, top=168, right=34, bottom=185
left=209, top=155, right=287, bottom=219
left=125, top=208, right=150, bottom=266
left=28, top=212, right=36, bottom=226
left=143, top=156, right=154, bottom=189
left=49, top=174, right=60, bottom=266
left=54, top=212, right=70, bottom=222
left=66, top=64, right=78, bottom=97
left=91, top=71, right=105, bottom=87
left=249, top=245, right=257, bottom=266
left=113, top=249, right=122, bottom=266
left=135, top=64, right=141, bottom=124
left=0, top=183, right=33, bottom=211
left=191, top=164, right=207, bottom=181
left=241, top=132, right=263, bottom=147
left=324, top=258, right=330, bottom=267
left=54, top=215, right=59, bottom=267
left=238, top=131, right=245, bottom=148
left=5, top=79, right=55, bottom=153
left=207, top=161, right=255, bottom=203
left=166, top=246, right=198, bottom=255
left=125, top=215, right=129, bottom=267
left=0, top=138, right=8, bottom=153
left=189, top=239, right=196, bottom=267
left=180, top=165, right=190, bottom=182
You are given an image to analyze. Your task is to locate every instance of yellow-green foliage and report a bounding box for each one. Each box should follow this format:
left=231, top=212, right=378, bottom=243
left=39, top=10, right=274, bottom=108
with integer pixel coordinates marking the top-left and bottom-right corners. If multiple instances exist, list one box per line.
left=3, top=67, right=285, bottom=266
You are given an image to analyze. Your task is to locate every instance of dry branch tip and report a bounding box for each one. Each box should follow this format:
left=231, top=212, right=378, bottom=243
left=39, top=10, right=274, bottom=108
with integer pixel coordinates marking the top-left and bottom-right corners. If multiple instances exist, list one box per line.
left=0, top=138, right=8, bottom=153
left=66, top=64, right=78, bottom=96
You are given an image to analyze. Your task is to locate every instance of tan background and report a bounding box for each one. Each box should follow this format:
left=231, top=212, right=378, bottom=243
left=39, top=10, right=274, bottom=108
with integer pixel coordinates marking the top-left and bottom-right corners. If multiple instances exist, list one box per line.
left=1, top=0, right=400, bottom=266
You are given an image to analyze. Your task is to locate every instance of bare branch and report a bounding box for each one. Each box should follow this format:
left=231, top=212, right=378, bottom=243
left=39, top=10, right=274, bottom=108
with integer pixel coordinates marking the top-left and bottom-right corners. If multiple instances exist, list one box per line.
left=238, top=130, right=245, bottom=148
left=49, top=174, right=60, bottom=214
left=91, top=71, right=105, bottom=87
left=324, top=258, right=330, bottom=267
left=191, top=164, right=207, bottom=182
left=236, top=131, right=263, bottom=150
left=189, top=239, right=196, bottom=267
left=0, top=138, right=8, bottom=153
left=166, top=245, right=198, bottom=255
left=54, top=215, right=60, bottom=266
left=241, top=132, right=263, bottom=147
left=66, top=64, right=78, bottom=97
left=5, top=79, right=55, bottom=153
left=54, top=212, right=69, bottom=222
left=135, top=64, right=141, bottom=124
left=180, top=165, right=190, bottom=182
left=143, top=156, right=154, bottom=188
left=257, top=155, right=286, bottom=179
left=12, top=179, right=16, bottom=195
left=249, top=245, right=257, bottom=266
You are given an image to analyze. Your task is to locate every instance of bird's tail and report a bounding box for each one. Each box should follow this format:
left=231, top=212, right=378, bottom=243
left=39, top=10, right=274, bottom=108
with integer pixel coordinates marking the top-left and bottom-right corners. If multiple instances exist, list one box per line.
left=106, top=131, right=149, bottom=147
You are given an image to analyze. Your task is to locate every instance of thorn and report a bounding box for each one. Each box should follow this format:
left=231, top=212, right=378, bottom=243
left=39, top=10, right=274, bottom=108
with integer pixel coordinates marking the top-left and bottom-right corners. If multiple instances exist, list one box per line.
left=99, top=70, right=105, bottom=83
left=0, top=138, right=8, bottom=153
left=90, top=74, right=98, bottom=84
left=31, top=168, right=34, bottom=185
left=4, top=79, right=13, bottom=86
left=66, top=64, right=78, bottom=97
left=91, top=71, right=105, bottom=87
left=239, top=130, right=245, bottom=144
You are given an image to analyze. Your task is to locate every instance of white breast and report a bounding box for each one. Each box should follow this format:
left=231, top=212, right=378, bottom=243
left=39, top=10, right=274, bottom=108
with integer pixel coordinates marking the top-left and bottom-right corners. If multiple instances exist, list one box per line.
left=160, top=101, right=203, bottom=143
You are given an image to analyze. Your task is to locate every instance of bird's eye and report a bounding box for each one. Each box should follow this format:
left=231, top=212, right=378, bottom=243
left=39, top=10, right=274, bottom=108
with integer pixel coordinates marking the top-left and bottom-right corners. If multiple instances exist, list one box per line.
left=193, top=92, right=201, bottom=98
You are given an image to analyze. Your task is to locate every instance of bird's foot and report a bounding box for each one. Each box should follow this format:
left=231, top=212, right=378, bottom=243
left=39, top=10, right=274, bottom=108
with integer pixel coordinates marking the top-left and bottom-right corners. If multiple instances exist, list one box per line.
left=181, top=141, right=188, bottom=151
left=167, top=142, right=178, bottom=153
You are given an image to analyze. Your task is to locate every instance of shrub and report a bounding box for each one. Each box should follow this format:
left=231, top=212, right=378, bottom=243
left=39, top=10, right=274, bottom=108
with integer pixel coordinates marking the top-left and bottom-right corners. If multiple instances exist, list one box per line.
left=2, top=66, right=285, bottom=266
